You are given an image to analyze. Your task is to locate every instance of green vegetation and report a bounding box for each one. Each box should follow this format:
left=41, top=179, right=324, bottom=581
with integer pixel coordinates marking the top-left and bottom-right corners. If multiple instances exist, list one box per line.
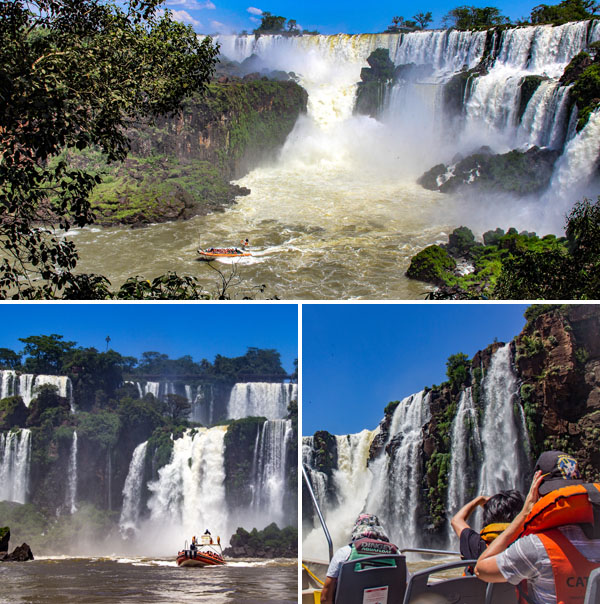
left=406, top=245, right=457, bottom=286
left=384, top=400, right=401, bottom=416
left=253, top=12, right=312, bottom=35
left=0, top=0, right=218, bottom=299
left=446, top=353, right=470, bottom=392
left=387, top=12, right=433, bottom=31
left=411, top=198, right=600, bottom=299
left=443, top=5, right=509, bottom=29
left=227, top=523, right=297, bottom=557
left=560, top=48, right=600, bottom=131
left=530, top=0, right=599, bottom=24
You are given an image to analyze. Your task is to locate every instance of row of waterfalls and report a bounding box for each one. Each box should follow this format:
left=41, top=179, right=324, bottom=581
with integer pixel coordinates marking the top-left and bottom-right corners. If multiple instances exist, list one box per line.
left=303, top=343, right=532, bottom=558
left=217, top=21, right=600, bottom=231
left=0, top=373, right=297, bottom=548
left=0, top=369, right=296, bottom=422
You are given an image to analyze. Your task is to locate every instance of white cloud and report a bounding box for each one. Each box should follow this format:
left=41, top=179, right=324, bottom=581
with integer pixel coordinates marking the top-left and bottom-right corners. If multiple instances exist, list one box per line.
left=166, top=0, right=215, bottom=9
left=170, top=9, right=202, bottom=28
left=247, top=7, right=263, bottom=15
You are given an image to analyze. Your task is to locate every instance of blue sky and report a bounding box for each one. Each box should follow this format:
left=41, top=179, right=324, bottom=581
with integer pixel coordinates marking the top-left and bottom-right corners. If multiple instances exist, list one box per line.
left=302, top=303, right=529, bottom=435
left=163, top=0, right=544, bottom=34
left=0, top=303, right=298, bottom=373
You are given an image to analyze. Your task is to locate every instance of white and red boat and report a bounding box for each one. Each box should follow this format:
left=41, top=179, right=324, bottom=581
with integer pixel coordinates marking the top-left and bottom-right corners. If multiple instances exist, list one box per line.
left=197, top=247, right=252, bottom=260
left=176, top=535, right=226, bottom=567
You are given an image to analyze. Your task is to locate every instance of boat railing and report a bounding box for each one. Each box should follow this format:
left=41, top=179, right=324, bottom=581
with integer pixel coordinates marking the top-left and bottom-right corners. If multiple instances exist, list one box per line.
left=400, top=548, right=461, bottom=556
left=302, top=463, right=333, bottom=562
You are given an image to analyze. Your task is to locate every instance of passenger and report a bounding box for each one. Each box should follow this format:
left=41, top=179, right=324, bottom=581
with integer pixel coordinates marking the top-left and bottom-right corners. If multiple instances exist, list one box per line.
left=191, top=536, right=197, bottom=551
left=320, top=513, right=400, bottom=604
left=475, top=451, right=600, bottom=604
left=241, top=238, right=250, bottom=247
left=451, top=490, right=525, bottom=560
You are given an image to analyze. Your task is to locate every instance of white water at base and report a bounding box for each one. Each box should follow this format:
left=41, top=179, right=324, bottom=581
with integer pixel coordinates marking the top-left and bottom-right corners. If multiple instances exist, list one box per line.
left=66, top=431, right=78, bottom=514
left=146, top=427, right=228, bottom=552
left=227, top=382, right=297, bottom=420
left=120, top=441, right=148, bottom=536
left=302, top=429, right=375, bottom=559
left=0, top=429, right=32, bottom=503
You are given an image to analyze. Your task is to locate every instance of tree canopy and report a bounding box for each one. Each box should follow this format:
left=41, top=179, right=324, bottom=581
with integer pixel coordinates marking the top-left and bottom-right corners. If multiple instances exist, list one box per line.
left=530, top=0, right=598, bottom=24
left=443, top=5, right=509, bottom=28
left=0, top=0, right=218, bottom=299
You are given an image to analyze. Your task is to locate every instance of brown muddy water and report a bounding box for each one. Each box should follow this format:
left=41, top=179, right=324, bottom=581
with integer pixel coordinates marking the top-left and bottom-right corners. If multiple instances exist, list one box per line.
left=0, top=557, right=297, bottom=603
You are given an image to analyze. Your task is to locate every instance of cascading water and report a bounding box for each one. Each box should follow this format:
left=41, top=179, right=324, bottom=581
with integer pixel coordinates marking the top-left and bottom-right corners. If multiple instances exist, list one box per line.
left=66, top=430, right=78, bottom=514
left=250, top=419, right=292, bottom=527
left=71, top=22, right=600, bottom=298
left=478, top=344, right=530, bottom=496
left=119, top=441, right=148, bottom=536
left=302, top=436, right=329, bottom=510
left=0, top=429, right=32, bottom=503
left=146, top=427, right=229, bottom=550
left=445, top=387, right=483, bottom=545
left=226, top=382, right=297, bottom=420
left=303, top=429, right=375, bottom=558
left=0, top=370, right=16, bottom=399
left=367, top=391, right=432, bottom=548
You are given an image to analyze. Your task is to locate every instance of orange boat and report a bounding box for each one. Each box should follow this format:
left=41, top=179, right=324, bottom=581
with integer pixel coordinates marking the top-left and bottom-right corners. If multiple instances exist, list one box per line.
left=177, top=535, right=226, bottom=567
left=197, top=247, right=252, bottom=260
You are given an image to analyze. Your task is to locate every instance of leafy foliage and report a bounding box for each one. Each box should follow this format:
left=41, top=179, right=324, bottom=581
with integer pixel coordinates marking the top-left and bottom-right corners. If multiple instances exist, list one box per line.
left=19, top=334, right=76, bottom=375
left=443, top=5, right=509, bottom=28
left=0, top=349, right=22, bottom=370
left=446, top=353, right=470, bottom=392
left=0, top=0, right=218, bottom=298
left=530, top=0, right=598, bottom=24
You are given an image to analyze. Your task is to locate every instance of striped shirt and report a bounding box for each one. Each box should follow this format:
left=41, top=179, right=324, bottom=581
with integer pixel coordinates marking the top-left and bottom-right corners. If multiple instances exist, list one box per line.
left=496, top=525, right=600, bottom=604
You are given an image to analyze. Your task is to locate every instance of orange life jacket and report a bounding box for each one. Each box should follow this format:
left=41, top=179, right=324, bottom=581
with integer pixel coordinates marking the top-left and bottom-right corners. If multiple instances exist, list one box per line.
left=481, top=522, right=511, bottom=544
left=514, top=483, right=600, bottom=604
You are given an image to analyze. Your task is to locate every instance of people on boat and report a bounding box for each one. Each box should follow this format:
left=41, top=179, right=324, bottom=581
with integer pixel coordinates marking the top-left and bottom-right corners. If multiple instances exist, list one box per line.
left=320, top=513, right=399, bottom=604
left=241, top=238, right=249, bottom=247
left=191, top=535, right=197, bottom=551
left=451, top=490, right=524, bottom=560
left=201, top=529, right=213, bottom=545
left=475, top=451, right=600, bottom=604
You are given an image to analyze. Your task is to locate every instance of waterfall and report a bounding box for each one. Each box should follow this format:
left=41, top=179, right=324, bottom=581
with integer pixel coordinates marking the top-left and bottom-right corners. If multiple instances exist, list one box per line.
left=303, top=429, right=375, bottom=557
left=367, top=391, right=432, bottom=548
left=550, top=108, right=600, bottom=200
left=18, top=375, right=35, bottom=408
left=250, top=419, right=293, bottom=527
left=190, top=383, right=215, bottom=425
left=478, top=344, right=530, bottom=496
left=146, top=427, right=229, bottom=549
left=226, top=382, right=297, bottom=420
left=0, top=429, right=32, bottom=503
left=66, top=430, right=78, bottom=514
left=0, top=370, right=16, bottom=399
left=517, top=81, right=572, bottom=149
left=446, top=388, right=483, bottom=545
left=120, top=441, right=148, bottom=536
left=302, top=436, right=329, bottom=510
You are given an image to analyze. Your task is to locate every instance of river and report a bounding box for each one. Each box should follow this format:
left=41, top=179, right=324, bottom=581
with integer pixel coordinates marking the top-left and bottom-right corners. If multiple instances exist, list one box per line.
left=0, top=557, right=297, bottom=604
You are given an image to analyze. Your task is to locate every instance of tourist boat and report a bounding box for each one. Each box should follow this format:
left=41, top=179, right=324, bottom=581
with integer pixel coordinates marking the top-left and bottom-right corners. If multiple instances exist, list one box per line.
left=197, top=247, right=252, bottom=260
left=176, top=539, right=226, bottom=567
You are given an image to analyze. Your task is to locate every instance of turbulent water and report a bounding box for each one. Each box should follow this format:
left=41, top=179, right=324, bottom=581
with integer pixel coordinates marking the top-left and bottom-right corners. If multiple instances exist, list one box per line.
left=0, top=557, right=297, bottom=604
left=69, top=23, right=600, bottom=299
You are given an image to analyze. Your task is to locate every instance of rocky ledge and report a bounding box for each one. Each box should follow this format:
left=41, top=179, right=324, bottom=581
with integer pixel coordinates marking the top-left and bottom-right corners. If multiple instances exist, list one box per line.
left=418, top=146, right=559, bottom=196
left=223, top=524, right=297, bottom=559
left=0, top=527, right=34, bottom=562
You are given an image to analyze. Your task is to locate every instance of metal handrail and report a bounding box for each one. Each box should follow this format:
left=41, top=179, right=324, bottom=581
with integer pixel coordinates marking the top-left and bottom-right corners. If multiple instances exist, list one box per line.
left=302, top=464, right=334, bottom=561
left=400, top=548, right=461, bottom=556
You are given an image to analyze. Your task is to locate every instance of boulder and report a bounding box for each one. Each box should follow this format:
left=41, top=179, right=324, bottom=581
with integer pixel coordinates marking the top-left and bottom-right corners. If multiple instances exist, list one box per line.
left=2, top=543, right=34, bottom=562
left=0, top=527, right=9, bottom=555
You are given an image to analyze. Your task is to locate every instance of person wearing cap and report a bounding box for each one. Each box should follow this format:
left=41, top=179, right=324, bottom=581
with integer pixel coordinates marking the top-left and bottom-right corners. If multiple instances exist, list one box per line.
left=320, top=513, right=399, bottom=604
left=475, top=451, right=600, bottom=604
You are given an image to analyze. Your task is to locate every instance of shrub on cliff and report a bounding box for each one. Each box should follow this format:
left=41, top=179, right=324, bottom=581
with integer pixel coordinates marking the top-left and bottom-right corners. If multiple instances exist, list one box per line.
left=406, top=245, right=457, bottom=285
left=0, top=397, right=28, bottom=430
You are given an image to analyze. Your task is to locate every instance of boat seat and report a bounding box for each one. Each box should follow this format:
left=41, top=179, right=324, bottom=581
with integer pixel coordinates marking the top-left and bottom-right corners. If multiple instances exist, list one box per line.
left=485, top=581, right=518, bottom=604
left=334, top=554, right=407, bottom=604
left=403, top=559, right=487, bottom=604
left=585, top=567, right=600, bottom=604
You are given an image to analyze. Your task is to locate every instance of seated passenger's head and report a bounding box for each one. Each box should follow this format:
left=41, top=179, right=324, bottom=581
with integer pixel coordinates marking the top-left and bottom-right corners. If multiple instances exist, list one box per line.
left=534, top=450, right=584, bottom=495
left=482, top=490, right=525, bottom=526
left=351, top=513, right=390, bottom=542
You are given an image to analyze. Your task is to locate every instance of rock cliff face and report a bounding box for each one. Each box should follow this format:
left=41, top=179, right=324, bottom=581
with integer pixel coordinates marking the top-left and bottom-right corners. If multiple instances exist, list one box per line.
left=303, top=305, right=600, bottom=543
left=91, top=80, right=308, bottom=226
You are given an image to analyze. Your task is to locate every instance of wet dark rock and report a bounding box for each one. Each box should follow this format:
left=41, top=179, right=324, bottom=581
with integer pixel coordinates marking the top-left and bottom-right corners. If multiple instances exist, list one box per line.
left=2, top=543, right=34, bottom=562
